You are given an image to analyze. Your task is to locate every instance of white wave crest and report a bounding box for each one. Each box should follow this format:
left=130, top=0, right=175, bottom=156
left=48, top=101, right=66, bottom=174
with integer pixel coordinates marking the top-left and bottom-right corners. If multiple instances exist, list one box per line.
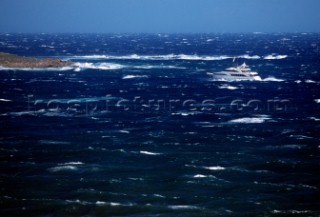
left=65, top=199, right=90, bottom=205
left=238, top=54, right=261, bottom=59
left=48, top=165, right=78, bottom=172
left=67, top=54, right=262, bottom=61
left=168, top=205, right=201, bottom=210
left=96, top=201, right=107, bottom=205
left=264, top=54, right=288, bottom=60
left=305, top=79, right=316, bottom=83
left=204, top=166, right=226, bottom=171
left=228, top=117, right=270, bottom=124
left=193, top=174, right=208, bottom=178
left=272, top=210, right=313, bottom=214
left=154, top=194, right=166, bottom=198
left=262, top=77, right=284, bottom=82
left=58, top=161, right=84, bottom=165
left=0, top=99, right=12, bottom=102
left=48, top=161, right=84, bottom=172
left=140, top=151, right=162, bottom=156
left=308, top=117, right=320, bottom=121
left=133, top=65, right=186, bottom=69
left=73, top=62, right=124, bottom=71
left=218, top=84, right=238, bottom=90
left=122, top=75, right=148, bottom=79
left=0, top=66, right=74, bottom=71
left=95, top=201, right=134, bottom=207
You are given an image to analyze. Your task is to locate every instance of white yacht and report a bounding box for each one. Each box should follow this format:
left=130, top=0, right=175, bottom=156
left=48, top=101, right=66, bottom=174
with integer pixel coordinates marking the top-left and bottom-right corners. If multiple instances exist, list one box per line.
left=210, top=62, right=262, bottom=81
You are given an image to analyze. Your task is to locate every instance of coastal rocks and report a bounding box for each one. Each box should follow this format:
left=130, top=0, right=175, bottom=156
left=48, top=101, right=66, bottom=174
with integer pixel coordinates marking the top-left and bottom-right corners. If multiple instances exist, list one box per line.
left=0, top=52, right=73, bottom=68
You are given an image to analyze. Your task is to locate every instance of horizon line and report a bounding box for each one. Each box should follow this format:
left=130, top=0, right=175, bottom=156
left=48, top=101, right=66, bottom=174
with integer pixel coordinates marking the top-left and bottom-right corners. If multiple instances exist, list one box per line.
left=1, top=31, right=320, bottom=35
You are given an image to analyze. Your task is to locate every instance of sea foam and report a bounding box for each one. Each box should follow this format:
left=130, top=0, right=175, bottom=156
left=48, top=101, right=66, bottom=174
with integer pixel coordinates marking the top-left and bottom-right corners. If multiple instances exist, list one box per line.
left=140, top=151, right=162, bottom=156
left=67, top=54, right=263, bottom=61
left=168, top=205, right=201, bottom=210
left=204, top=166, right=226, bottom=171
left=264, top=54, right=288, bottom=60
left=0, top=66, right=74, bottom=71
left=48, top=165, right=78, bottom=172
left=0, top=99, right=12, bottom=102
left=262, top=77, right=285, bottom=82
left=73, top=62, right=124, bottom=71
left=228, top=117, right=270, bottom=124
left=122, top=75, right=148, bottom=79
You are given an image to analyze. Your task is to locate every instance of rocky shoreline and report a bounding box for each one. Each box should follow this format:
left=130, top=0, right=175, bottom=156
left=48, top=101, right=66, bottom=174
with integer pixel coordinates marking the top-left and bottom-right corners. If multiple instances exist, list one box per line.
left=0, top=52, right=73, bottom=68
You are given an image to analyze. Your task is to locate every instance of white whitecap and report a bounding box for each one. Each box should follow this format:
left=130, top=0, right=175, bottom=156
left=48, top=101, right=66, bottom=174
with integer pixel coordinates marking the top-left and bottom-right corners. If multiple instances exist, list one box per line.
left=59, top=161, right=84, bottom=165
left=289, top=135, right=313, bottom=140
left=133, top=65, right=186, bottom=69
left=122, top=75, right=148, bottom=79
left=65, top=199, right=90, bottom=205
left=118, top=130, right=130, bottom=134
left=140, top=151, right=162, bottom=156
left=99, top=202, right=133, bottom=207
left=96, top=201, right=107, bottom=205
left=218, top=84, right=238, bottom=90
left=171, top=111, right=202, bottom=116
left=48, top=165, right=78, bottom=172
left=204, top=166, right=226, bottom=171
left=308, top=117, right=320, bottom=121
left=262, top=77, right=284, bottom=82
left=67, top=54, right=262, bottom=61
left=228, top=117, right=270, bottom=124
left=73, top=62, right=124, bottom=71
left=264, top=54, right=288, bottom=60
left=193, top=174, right=207, bottom=178
left=238, top=54, right=261, bottom=59
left=0, top=66, right=74, bottom=71
left=154, top=194, right=166, bottom=198
left=168, top=205, right=201, bottom=210
left=272, top=210, right=312, bottom=214
left=109, top=202, right=121, bottom=206
left=0, top=99, right=12, bottom=102
left=305, top=79, right=316, bottom=83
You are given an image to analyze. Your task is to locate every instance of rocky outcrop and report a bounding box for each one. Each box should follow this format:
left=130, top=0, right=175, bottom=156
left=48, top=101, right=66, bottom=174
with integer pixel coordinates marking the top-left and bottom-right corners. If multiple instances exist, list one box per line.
left=0, top=52, right=73, bottom=68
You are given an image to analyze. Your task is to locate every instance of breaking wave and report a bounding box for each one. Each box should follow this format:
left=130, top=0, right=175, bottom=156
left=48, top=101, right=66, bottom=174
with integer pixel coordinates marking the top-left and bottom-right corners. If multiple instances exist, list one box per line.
left=133, top=65, right=186, bottom=69
left=122, top=75, right=148, bottom=79
left=48, top=165, right=78, bottom=172
left=66, top=54, right=264, bottom=61
left=73, top=62, right=124, bottom=71
left=140, top=151, right=162, bottom=156
left=58, top=161, right=84, bottom=165
left=0, top=99, right=12, bottom=102
left=203, top=166, right=226, bottom=171
left=168, top=205, right=202, bottom=210
left=0, top=66, right=74, bottom=71
left=228, top=116, right=271, bottom=124
left=262, top=77, right=285, bottom=82
left=264, top=54, right=288, bottom=60
left=48, top=162, right=84, bottom=172
left=218, top=84, right=238, bottom=90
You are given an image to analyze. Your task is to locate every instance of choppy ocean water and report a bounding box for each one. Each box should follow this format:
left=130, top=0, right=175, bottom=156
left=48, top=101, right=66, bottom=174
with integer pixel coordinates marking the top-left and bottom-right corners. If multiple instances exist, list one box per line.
left=0, top=33, right=320, bottom=216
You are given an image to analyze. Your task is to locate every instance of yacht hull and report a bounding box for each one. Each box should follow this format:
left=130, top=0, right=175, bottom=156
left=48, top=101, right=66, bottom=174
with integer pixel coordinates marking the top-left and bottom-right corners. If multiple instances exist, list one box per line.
left=212, top=72, right=262, bottom=81
left=210, top=62, right=262, bottom=81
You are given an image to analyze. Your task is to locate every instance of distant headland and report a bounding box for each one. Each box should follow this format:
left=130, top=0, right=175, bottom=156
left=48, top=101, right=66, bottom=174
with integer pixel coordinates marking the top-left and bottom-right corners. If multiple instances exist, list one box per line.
left=0, top=52, right=73, bottom=68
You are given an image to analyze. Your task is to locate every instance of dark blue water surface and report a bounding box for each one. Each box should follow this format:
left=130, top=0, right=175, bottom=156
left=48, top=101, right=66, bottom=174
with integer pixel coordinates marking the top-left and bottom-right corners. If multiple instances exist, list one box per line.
left=0, top=33, right=320, bottom=216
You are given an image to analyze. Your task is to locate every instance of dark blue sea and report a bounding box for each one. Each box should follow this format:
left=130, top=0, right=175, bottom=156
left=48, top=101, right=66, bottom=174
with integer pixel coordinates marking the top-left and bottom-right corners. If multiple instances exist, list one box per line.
left=0, top=33, right=320, bottom=217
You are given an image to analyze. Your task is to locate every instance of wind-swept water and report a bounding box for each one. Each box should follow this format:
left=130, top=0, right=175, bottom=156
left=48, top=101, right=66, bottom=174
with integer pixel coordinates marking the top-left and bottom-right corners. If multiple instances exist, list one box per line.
left=0, top=33, right=320, bottom=216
